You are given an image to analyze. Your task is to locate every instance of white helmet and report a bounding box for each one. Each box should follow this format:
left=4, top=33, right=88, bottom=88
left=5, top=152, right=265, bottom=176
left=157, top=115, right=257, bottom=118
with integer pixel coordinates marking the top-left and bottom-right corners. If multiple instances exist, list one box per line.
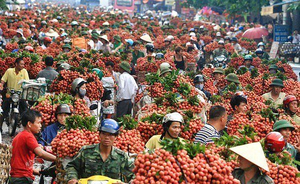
left=163, top=112, right=184, bottom=125
left=189, top=32, right=196, bottom=37
left=167, top=35, right=174, bottom=41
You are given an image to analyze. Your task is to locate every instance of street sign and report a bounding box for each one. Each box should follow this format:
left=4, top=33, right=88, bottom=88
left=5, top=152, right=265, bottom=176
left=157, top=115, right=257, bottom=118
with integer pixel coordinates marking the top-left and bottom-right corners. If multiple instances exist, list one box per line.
left=273, top=25, right=289, bottom=43
left=165, top=0, right=175, bottom=6
left=261, top=6, right=273, bottom=16
left=270, top=41, right=280, bottom=59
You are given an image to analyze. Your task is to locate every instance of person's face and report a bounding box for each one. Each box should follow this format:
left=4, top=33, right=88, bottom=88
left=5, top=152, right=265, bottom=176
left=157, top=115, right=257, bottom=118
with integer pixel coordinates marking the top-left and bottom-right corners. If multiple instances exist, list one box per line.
left=133, top=44, right=140, bottom=51
left=238, top=156, right=254, bottom=170
left=219, top=44, right=224, bottom=49
left=269, top=69, right=277, bottom=74
left=100, top=131, right=117, bottom=147
left=235, top=102, right=247, bottom=114
left=213, top=73, right=222, bottom=80
left=128, top=52, right=133, bottom=61
left=294, top=30, right=298, bottom=35
left=245, top=60, right=251, bottom=66
left=220, top=112, right=228, bottom=129
left=57, top=113, right=70, bottom=125
left=29, top=117, right=42, bottom=134
left=106, top=65, right=113, bottom=72
left=279, top=128, right=292, bottom=141
left=271, top=86, right=282, bottom=95
left=168, top=122, right=182, bottom=138
left=288, top=101, right=298, bottom=113
left=80, top=83, right=87, bottom=91
left=257, top=53, right=262, bottom=57
left=63, top=48, right=70, bottom=53
left=16, top=60, right=25, bottom=70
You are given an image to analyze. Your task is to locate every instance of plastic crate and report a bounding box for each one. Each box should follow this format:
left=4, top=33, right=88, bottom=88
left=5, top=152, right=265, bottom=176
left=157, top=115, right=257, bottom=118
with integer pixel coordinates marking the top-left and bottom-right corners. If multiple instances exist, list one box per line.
left=21, top=81, right=46, bottom=102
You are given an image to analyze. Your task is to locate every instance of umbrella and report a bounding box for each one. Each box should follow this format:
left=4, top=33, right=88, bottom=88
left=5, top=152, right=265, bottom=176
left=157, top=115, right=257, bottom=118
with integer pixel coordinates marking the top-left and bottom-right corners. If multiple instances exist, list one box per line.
left=242, top=27, right=269, bottom=39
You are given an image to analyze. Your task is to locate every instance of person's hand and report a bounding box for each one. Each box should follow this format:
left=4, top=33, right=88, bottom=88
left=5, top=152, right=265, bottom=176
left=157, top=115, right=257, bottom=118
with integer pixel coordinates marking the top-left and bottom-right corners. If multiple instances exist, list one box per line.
left=103, top=100, right=109, bottom=108
left=38, top=144, right=44, bottom=149
left=0, top=83, right=3, bottom=91
left=68, top=179, right=78, bottom=184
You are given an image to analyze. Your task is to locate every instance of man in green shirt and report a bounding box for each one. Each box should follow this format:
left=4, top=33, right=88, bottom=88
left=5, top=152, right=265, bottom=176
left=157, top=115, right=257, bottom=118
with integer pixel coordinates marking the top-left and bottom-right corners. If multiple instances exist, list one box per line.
left=262, top=79, right=286, bottom=109
left=131, top=41, right=145, bottom=66
left=273, top=120, right=299, bottom=159
left=66, top=119, right=134, bottom=184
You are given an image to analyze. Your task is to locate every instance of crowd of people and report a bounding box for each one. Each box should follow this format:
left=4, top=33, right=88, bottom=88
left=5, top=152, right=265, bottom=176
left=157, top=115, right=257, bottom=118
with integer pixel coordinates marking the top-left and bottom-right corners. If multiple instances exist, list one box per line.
left=0, top=4, right=299, bottom=184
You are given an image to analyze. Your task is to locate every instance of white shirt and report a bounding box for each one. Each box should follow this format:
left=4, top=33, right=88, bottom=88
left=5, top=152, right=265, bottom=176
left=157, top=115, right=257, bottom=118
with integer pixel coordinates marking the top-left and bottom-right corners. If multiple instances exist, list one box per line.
left=292, top=34, right=300, bottom=44
left=88, top=40, right=103, bottom=51
left=117, top=72, right=138, bottom=102
left=232, top=43, right=242, bottom=52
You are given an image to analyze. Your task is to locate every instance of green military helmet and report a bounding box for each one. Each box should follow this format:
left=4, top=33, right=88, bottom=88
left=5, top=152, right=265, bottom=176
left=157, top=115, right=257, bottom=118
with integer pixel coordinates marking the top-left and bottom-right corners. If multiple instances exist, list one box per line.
left=62, top=44, right=72, bottom=50
left=159, top=62, right=172, bottom=76
left=270, top=78, right=284, bottom=87
left=92, top=68, right=104, bottom=80
left=225, top=73, right=240, bottom=84
left=71, top=78, right=87, bottom=93
left=273, top=120, right=295, bottom=131
left=126, top=25, right=132, bottom=30
left=57, top=63, right=71, bottom=71
left=81, top=31, right=88, bottom=36
left=91, top=29, right=98, bottom=34
left=91, top=33, right=99, bottom=40
left=244, top=54, right=253, bottom=60
left=213, top=67, right=224, bottom=75
left=113, top=35, right=121, bottom=42
left=269, top=64, right=278, bottom=70
left=119, top=61, right=131, bottom=73
left=102, top=28, right=111, bottom=32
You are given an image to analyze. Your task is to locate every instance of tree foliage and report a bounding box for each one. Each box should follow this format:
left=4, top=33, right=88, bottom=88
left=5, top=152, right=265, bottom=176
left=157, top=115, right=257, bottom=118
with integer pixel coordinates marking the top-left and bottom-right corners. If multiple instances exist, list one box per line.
left=0, top=0, right=8, bottom=10
left=182, top=0, right=269, bottom=22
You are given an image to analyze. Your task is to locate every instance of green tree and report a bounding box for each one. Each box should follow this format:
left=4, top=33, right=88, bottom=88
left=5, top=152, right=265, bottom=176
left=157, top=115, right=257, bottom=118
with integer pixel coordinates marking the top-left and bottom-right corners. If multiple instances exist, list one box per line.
left=0, top=0, right=8, bottom=10
left=182, top=0, right=269, bottom=22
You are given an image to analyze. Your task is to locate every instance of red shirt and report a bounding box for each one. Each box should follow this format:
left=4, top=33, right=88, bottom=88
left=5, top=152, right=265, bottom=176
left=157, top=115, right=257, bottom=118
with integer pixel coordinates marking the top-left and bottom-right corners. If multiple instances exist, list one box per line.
left=10, top=130, right=39, bottom=180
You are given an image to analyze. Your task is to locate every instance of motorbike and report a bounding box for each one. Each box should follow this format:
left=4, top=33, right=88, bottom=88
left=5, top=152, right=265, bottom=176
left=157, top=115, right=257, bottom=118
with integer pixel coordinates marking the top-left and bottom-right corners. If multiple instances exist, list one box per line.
left=7, top=89, right=22, bottom=136
left=35, top=133, right=56, bottom=184
left=213, top=55, right=228, bottom=68
left=78, top=175, right=122, bottom=184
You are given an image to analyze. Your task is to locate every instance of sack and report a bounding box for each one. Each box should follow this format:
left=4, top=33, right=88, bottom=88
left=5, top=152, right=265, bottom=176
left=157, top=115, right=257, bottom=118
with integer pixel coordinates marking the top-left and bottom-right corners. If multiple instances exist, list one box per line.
left=72, top=37, right=87, bottom=50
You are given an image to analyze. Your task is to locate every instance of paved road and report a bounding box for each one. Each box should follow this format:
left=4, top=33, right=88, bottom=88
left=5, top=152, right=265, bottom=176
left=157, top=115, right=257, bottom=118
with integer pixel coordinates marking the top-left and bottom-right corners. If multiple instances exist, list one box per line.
left=1, top=122, right=22, bottom=145
left=289, top=62, right=300, bottom=81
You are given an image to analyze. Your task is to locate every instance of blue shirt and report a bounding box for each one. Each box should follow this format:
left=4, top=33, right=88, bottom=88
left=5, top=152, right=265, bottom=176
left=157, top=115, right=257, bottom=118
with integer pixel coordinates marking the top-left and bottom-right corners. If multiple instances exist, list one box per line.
left=39, top=122, right=65, bottom=146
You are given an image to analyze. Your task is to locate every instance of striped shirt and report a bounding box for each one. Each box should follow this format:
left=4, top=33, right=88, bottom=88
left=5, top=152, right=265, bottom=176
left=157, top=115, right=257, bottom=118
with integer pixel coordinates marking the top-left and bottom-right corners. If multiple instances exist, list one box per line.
left=194, top=123, right=220, bottom=144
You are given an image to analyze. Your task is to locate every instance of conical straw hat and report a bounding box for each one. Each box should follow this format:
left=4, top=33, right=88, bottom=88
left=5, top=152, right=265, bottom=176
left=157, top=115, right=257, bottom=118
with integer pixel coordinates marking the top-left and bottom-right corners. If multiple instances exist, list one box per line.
left=230, top=142, right=269, bottom=172
left=140, top=34, right=153, bottom=43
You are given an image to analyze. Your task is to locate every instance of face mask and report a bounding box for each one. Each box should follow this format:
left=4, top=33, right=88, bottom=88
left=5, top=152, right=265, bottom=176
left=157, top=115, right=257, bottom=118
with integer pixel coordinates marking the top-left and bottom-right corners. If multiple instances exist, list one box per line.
left=78, top=88, right=86, bottom=98
left=199, top=84, right=204, bottom=90
left=195, top=84, right=204, bottom=90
